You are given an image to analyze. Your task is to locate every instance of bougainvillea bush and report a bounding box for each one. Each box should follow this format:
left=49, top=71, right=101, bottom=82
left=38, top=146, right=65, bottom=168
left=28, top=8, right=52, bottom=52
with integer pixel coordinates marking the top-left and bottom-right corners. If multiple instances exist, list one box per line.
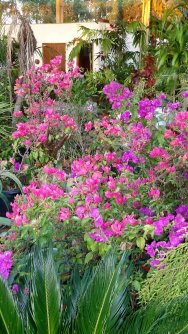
left=1, top=79, right=188, bottom=280
left=12, top=56, right=96, bottom=168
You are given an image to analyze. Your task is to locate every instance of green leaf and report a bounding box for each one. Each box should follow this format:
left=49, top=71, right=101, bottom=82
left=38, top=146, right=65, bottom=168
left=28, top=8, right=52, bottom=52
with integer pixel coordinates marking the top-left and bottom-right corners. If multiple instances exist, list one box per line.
left=0, top=193, right=10, bottom=210
left=0, top=276, right=24, bottom=334
left=136, top=237, right=145, bottom=251
left=172, top=52, right=179, bottom=67
left=132, top=280, right=141, bottom=292
left=0, top=181, right=3, bottom=193
left=0, top=217, right=11, bottom=226
left=157, top=53, right=167, bottom=69
left=30, top=247, right=61, bottom=334
left=143, top=225, right=154, bottom=239
left=84, top=252, right=93, bottom=264
left=1, top=171, right=22, bottom=192
left=74, top=252, right=131, bottom=334
left=123, top=295, right=188, bottom=334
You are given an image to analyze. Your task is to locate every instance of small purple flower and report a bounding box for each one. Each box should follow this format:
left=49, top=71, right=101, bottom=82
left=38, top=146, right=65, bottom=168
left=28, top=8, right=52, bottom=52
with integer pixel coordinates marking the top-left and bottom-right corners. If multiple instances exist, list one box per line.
left=159, top=93, right=166, bottom=100
left=176, top=205, right=188, bottom=219
left=152, top=98, right=162, bottom=107
left=94, top=215, right=103, bottom=227
left=112, top=102, right=121, bottom=110
left=90, top=208, right=100, bottom=219
left=150, top=258, right=161, bottom=267
left=24, top=287, right=29, bottom=295
left=14, top=162, right=21, bottom=171
left=122, top=150, right=139, bottom=164
left=139, top=207, right=153, bottom=217
left=89, top=229, right=111, bottom=242
left=145, top=241, right=157, bottom=257
left=169, top=233, right=182, bottom=247
left=12, top=284, right=19, bottom=294
left=153, top=217, right=170, bottom=236
left=181, top=91, right=188, bottom=98
left=174, top=213, right=185, bottom=225
left=0, top=251, right=13, bottom=279
left=167, top=102, right=181, bottom=110
left=87, top=104, right=94, bottom=112
left=120, top=111, right=131, bottom=122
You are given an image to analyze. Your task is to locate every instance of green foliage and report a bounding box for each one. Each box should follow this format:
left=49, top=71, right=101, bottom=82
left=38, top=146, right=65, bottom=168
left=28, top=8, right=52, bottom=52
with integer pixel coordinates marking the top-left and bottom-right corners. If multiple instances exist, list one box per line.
left=1, top=247, right=188, bottom=334
left=0, top=276, right=24, bottom=334
left=139, top=244, right=188, bottom=306
left=0, top=167, right=22, bottom=212
left=0, top=100, right=12, bottom=139
left=70, top=69, right=115, bottom=108
left=0, top=247, right=133, bottom=333
left=0, top=217, right=11, bottom=226
left=19, top=0, right=56, bottom=23
left=152, top=10, right=188, bottom=95
left=0, top=26, right=19, bottom=104
left=123, top=294, right=188, bottom=334
left=30, top=248, right=61, bottom=334
left=69, top=21, right=146, bottom=83
left=74, top=252, right=131, bottom=334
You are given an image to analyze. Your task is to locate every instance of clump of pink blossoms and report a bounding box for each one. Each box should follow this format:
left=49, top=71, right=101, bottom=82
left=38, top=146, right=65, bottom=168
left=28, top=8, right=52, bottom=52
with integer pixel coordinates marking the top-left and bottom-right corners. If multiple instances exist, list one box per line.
left=12, top=56, right=80, bottom=159
left=0, top=251, right=13, bottom=279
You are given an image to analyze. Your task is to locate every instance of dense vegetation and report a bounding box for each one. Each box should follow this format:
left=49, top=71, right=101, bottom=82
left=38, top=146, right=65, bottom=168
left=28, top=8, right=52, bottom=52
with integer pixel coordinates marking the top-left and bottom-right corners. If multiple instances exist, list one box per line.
left=0, top=4, right=188, bottom=333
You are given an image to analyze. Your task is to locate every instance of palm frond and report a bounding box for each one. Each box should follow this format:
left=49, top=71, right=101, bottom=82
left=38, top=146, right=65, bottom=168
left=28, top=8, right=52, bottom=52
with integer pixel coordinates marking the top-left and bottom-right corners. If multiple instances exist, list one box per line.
left=74, top=252, right=131, bottom=334
left=0, top=276, right=24, bottom=334
left=30, top=247, right=61, bottom=334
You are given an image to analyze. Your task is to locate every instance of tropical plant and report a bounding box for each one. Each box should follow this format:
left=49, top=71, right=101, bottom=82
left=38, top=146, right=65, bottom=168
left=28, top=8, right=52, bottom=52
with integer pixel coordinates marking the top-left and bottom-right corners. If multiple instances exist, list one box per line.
left=151, top=10, right=188, bottom=96
left=69, top=21, right=146, bottom=83
left=1, top=247, right=188, bottom=334
left=0, top=247, right=132, bottom=333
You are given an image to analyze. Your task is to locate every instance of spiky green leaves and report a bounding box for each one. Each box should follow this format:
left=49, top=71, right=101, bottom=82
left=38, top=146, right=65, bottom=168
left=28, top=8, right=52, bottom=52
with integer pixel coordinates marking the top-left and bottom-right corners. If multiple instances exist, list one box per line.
left=30, top=248, right=61, bottom=334
left=0, top=276, right=24, bottom=334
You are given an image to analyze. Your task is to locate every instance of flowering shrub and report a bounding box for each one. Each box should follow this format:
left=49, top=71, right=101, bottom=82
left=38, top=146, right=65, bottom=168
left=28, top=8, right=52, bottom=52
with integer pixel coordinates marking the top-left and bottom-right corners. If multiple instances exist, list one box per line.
left=12, top=56, right=83, bottom=163
left=3, top=81, right=188, bottom=276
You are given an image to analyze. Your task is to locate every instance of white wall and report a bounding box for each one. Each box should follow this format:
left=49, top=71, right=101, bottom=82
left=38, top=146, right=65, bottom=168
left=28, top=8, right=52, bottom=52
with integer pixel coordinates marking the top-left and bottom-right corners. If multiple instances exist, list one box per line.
left=3, top=22, right=138, bottom=71
left=4, top=22, right=106, bottom=71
